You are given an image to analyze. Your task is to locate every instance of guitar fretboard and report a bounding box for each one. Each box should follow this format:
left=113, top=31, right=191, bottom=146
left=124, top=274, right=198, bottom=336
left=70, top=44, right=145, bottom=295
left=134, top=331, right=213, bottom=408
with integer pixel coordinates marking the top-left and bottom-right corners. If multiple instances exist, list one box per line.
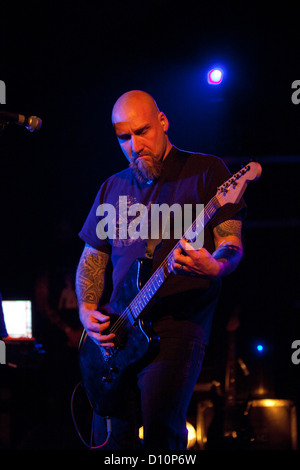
left=125, top=195, right=221, bottom=322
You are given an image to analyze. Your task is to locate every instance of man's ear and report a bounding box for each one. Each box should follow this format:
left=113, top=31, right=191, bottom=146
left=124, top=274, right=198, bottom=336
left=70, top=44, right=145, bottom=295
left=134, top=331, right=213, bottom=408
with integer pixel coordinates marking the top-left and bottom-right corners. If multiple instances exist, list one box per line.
left=159, top=112, right=169, bottom=132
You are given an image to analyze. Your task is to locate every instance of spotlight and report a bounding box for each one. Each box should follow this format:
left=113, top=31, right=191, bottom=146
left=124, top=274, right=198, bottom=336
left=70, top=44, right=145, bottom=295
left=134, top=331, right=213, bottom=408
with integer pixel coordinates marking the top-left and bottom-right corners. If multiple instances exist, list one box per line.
left=256, top=344, right=264, bottom=353
left=207, top=68, right=223, bottom=85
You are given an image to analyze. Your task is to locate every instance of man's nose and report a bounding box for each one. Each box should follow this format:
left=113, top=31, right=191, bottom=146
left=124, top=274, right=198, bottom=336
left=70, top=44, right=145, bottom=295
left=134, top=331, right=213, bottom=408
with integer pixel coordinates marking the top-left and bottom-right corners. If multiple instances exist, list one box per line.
left=131, top=135, right=143, bottom=155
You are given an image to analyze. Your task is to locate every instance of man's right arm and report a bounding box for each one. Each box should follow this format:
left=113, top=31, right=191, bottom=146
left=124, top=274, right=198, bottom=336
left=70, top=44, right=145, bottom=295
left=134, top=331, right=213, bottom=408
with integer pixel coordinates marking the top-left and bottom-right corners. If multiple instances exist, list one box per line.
left=75, top=243, right=115, bottom=346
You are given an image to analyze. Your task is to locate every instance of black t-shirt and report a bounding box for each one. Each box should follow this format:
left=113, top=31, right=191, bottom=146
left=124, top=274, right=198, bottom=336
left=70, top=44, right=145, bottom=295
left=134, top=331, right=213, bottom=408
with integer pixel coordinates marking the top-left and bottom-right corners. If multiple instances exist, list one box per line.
left=79, top=146, right=246, bottom=343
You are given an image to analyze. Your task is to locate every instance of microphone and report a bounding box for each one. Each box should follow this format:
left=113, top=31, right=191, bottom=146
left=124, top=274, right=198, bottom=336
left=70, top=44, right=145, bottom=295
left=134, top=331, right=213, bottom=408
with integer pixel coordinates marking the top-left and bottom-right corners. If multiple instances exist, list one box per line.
left=0, top=110, right=42, bottom=132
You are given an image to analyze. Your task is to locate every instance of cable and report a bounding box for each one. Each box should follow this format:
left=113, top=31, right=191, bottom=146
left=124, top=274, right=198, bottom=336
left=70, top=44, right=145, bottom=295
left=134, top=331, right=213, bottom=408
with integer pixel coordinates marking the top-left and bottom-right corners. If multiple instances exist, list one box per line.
left=90, top=412, right=112, bottom=450
left=70, top=381, right=111, bottom=449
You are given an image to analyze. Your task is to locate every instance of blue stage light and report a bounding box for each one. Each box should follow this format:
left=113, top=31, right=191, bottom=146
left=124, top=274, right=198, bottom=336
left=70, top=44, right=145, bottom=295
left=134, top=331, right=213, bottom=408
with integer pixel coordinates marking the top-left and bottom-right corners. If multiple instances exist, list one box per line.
left=207, top=68, right=223, bottom=85
left=256, top=344, right=264, bottom=353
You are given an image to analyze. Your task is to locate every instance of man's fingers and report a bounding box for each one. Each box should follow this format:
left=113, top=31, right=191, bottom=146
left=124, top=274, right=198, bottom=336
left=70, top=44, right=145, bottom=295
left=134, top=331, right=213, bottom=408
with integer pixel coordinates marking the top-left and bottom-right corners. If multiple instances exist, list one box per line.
left=90, top=334, right=115, bottom=348
left=172, top=247, right=193, bottom=267
left=89, top=328, right=116, bottom=347
left=179, top=238, right=197, bottom=252
left=88, top=318, right=109, bottom=332
left=83, top=311, right=116, bottom=347
left=92, top=311, right=110, bottom=323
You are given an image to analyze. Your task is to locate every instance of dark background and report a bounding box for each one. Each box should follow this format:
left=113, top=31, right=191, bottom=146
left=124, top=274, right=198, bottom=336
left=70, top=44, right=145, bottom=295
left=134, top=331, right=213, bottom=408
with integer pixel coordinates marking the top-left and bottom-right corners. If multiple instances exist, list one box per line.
left=0, top=1, right=300, bottom=450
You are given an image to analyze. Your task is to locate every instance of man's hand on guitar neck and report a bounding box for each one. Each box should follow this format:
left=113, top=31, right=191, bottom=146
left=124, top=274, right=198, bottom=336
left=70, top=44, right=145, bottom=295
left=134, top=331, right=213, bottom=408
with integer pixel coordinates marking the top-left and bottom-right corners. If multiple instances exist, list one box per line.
left=171, top=219, right=243, bottom=280
left=171, top=240, right=225, bottom=279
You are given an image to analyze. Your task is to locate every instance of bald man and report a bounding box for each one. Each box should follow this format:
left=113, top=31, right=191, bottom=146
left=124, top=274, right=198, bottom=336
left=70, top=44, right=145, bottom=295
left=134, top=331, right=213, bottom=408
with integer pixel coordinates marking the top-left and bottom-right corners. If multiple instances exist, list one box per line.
left=76, top=90, right=246, bottom=450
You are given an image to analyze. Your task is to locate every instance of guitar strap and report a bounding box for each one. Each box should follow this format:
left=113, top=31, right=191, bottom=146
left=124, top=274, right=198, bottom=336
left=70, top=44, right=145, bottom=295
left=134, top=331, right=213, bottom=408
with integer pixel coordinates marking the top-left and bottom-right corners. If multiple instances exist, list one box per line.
left=145, top=149, right=191, bottom=259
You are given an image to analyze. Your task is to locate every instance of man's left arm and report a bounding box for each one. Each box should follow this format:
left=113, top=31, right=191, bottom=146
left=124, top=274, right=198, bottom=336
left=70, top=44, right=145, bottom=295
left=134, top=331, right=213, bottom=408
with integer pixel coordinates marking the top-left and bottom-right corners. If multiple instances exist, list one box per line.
left=171, top=219, right=243, bottom=280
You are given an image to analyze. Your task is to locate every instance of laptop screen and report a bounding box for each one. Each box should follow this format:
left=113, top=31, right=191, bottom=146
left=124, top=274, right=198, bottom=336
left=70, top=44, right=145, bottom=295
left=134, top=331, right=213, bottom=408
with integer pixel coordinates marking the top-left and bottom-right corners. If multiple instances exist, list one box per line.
left=2, top=300, right=33, bottom=340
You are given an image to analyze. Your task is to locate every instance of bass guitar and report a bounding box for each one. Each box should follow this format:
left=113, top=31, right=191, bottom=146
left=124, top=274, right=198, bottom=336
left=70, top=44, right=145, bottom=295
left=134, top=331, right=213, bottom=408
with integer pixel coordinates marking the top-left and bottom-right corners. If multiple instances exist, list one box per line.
left=78, top=162, right=262, bottom=417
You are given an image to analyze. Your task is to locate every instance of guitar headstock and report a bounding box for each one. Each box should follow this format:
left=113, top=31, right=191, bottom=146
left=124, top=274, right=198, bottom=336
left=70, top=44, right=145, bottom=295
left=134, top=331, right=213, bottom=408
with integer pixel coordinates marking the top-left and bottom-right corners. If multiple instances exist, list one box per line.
left=216, top=162, right=262, bottom=206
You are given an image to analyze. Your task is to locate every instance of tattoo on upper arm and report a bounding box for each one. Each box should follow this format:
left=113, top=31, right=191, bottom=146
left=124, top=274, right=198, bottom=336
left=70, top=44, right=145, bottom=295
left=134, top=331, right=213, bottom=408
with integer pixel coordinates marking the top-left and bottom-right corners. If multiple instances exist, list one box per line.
left=76, top=247, right=109, bottom=305
left=215, top=219, right=242, bottom=238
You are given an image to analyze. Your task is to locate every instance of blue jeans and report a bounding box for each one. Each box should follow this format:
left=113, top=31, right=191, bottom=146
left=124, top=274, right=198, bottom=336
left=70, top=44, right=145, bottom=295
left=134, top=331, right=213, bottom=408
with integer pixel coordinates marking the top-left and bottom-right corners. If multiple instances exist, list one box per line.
left=92, top=315, right=206, bottom=450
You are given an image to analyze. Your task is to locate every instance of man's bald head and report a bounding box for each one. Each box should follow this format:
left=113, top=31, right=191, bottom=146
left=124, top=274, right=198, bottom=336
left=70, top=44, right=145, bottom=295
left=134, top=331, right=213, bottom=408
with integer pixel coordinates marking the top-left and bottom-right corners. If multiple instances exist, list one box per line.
left=111, top=90, right=160, bottom=124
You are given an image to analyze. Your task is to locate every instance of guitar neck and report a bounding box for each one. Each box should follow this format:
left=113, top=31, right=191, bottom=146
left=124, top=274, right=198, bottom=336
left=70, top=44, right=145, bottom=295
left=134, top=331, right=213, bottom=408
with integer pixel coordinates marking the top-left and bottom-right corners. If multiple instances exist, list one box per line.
left=127, top=195, right=221, bottom=321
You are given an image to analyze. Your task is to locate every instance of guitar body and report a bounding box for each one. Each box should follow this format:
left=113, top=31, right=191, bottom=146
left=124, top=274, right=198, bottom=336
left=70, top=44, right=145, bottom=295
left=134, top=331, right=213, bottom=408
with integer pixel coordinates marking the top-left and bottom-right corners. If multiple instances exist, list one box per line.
left=78, top=258, right=160, bottom=417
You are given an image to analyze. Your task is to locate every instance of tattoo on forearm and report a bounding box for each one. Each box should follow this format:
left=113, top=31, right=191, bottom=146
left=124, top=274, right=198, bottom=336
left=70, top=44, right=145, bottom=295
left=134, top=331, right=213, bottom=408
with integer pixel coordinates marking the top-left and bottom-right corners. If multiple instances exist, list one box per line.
left=76, top=247, right=109, bottom=306
left=215, top=219, right=242, bottom=238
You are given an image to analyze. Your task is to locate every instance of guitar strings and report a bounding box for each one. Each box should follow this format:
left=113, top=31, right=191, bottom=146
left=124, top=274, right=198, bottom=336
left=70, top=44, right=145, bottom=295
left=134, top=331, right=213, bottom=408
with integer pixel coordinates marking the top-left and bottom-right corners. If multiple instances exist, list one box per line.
left=108, top=197, right=220, bottom=336
left=108, top=198, right=217, bottom=336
